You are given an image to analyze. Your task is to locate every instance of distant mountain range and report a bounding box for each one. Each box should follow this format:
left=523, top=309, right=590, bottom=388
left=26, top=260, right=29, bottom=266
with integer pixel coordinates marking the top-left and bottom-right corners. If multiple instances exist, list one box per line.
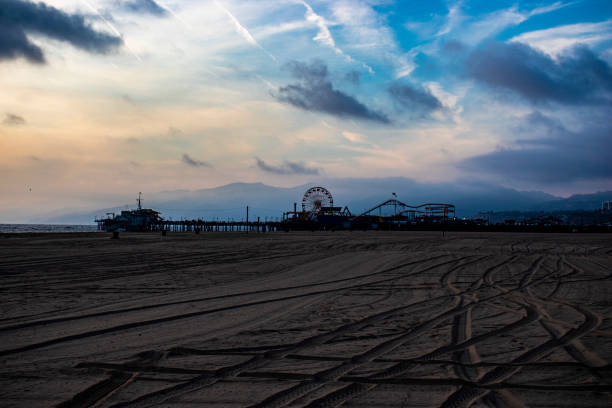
left=33, top=178, right=612, bottom=224
left=533, top=191, right=612, bottom=212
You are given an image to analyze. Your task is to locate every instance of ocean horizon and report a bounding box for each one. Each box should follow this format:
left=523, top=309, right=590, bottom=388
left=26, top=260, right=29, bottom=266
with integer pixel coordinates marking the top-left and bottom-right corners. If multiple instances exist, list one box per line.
left=0, top=224, right=98, bottom=233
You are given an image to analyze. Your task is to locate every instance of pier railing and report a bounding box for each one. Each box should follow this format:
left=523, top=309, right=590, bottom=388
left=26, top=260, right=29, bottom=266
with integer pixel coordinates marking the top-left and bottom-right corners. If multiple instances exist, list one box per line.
left=151, top=220, right=282, bottom=233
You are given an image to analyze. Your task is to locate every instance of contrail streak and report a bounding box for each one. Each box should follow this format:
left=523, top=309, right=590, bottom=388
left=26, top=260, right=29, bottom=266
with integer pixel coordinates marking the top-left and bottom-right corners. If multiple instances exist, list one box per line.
left=297, top=0, right=373, bottom=74
left=155, top=0, right=192, bottom=30
left=214, top=0, right=276, bottom=61
left=255, top=74, right=276, bottom=90
left=80, top=0, right=142, bottom=62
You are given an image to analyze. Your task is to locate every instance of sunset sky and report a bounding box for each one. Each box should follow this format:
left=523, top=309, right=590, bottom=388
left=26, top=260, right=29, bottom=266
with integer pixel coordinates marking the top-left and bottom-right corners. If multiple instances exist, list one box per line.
left=1, top=0, right=612, bottom=219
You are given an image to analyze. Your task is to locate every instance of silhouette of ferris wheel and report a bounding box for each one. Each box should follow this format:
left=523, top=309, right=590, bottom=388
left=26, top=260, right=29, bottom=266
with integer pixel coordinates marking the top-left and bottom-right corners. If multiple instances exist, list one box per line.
left=302, top=186, right=333, bottom=212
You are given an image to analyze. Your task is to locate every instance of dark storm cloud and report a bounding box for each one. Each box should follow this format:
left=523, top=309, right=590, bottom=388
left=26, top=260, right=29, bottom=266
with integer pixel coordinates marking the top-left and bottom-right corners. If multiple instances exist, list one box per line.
left=0, top=24, right=45, bottom=63
left=466, top=42, right=612, bottom=105
left=0, top=0, right=122, bottom=64
left=388, top=83, right=442, bottom=113
left=461, top=111, right=612, bottom=183
left=275, top=60, right=389, bottom=123
left=182, top=154, right=211, bottom=168
left=255, top=157, right=320, bottom=175
left=120, top=0, right=167, bottom=16
left=3, top=113, right=26, bottom=126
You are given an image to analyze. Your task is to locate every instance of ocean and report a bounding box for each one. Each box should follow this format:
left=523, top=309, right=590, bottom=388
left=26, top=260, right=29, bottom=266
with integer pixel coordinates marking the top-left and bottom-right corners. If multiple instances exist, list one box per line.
left=0, top=224, right=99, bottom=233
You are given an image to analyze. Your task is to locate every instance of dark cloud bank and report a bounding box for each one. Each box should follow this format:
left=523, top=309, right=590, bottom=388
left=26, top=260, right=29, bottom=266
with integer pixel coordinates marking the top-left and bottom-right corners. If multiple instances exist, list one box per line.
left=462, top=111, right=612, bottom=183
left=0, top=0, right=122, bottom=64
left=255, top=157, right=320, bottom=175
left=182, top=154, right=211, bottom=168
left=466, top=42, right=612, bottom=105
left=461, top=41, right=612, bottom=184
left=275, top=60, right=389, bottom=123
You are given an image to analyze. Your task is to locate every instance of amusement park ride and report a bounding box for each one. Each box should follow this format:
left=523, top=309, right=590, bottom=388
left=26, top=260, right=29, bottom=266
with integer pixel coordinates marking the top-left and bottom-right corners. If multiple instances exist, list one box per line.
left=96, top=187, right=456, bottom=232
left=284, top=187, right=352, bottom=222
left=283, top=186, right=455, bottom=230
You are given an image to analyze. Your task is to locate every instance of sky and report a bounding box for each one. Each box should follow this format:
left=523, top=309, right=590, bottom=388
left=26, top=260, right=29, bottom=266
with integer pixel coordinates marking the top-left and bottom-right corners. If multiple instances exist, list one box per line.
left=1, top=0, right=612, bottom=219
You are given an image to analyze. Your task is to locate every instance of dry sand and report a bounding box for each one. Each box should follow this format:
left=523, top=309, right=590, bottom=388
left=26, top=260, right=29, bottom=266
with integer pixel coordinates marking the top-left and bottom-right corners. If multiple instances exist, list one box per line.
left=0, top=231, right=610, bottom=407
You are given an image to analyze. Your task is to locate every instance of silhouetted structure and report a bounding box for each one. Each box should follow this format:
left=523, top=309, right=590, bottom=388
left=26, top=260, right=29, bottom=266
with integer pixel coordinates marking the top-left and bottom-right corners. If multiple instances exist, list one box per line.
left=95, top=189, right=611, bottom=233
left=95, top=193, right=163, bottom=232
left=283, top=187, right=352, bottom=229
left=350, top=199, right=455, bottom=230
left=282, top=188, right=455, bottom=230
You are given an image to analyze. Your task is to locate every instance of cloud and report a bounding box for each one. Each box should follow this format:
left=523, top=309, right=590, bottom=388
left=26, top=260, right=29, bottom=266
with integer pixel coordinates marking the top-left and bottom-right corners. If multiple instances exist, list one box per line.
left=0, top=24, right=45, bottom=63
left=436, top=2, right=571, bottom=45
left=275, top=60, right=389, bottom=123
left=182, top=154, right=212, bottom=168
left=296, top=1, right=373, bottom=73
left=466, top=42, right=612, bottom=105
left=389, top=83, right=442, bottom=114
left=0, top=0, right=122, bottom=64
left=461, top=111, right=612, bottom=183
left=255, top=157, right=320, bottom=175
left=120, top=0, right=168, bottom=16
left=441, top=40, right=465, bottom=54
left=345, top=70, right=360, bottom=84
left=341, top=131, right=365, bottom=143
left=214, top=0, right=276, bottom=61
left=511, top=20, right=612, bottom=57
left=299, top=0, right=334, bottom=48
left=436, top=2, right=464, bottom=37
left=3, top=113, right=26, bottom=126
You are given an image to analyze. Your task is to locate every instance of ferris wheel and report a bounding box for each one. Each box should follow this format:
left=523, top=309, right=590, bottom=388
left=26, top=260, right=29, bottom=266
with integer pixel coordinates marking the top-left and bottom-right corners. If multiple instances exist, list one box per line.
left=302, top=186, right=333, bottom=212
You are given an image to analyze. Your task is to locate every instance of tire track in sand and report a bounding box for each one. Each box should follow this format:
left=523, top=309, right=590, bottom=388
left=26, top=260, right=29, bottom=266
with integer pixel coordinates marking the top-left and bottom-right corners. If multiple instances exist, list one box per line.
left=103, top=256, right=471, bottom=408
left=0, top=254, right=450, bottom=333
left=248, top=257, right=508, bottom=408
left=0, top=256, right=460, bottom=358
left=440, top=259, right=603, bottom=408
left=297, top=257, right=543, bottom=408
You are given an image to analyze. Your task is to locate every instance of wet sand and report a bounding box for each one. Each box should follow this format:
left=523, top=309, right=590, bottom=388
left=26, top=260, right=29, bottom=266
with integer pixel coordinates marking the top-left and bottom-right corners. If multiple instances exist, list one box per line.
left=0, top=231, right=611, bottom=407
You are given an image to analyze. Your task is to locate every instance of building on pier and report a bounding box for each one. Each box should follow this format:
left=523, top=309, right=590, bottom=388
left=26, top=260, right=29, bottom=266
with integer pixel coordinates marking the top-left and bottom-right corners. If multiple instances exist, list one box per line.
left=95, top=193, right=163, bottom=232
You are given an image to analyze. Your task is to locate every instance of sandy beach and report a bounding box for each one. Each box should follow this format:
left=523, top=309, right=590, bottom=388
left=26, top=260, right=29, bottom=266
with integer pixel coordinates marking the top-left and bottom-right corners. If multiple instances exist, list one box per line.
left=0, top=231, right=610, bottom=407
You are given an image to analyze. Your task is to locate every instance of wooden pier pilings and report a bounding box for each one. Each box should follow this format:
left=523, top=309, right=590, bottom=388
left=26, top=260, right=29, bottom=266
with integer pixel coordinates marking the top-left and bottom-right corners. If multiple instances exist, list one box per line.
left=150, top=220, right=282, bottom=233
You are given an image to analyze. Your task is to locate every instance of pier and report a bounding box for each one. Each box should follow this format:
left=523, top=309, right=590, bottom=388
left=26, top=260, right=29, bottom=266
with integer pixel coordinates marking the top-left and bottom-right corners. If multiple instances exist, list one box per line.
left=149, top=219, right=282, bottom=233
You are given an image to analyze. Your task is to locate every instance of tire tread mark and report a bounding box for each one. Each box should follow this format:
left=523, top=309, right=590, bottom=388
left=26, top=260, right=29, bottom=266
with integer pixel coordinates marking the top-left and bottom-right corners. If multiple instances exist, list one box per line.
left=0, top=254, right=450, bottom=333
left=252, top=257, right=510, bottom=408
left=105, top=256, right=471, bottom=408
left=55, top=371, right=135, bottom=408
left=441, top=295, right=602, bottom=407
left=303, top=257, right=545, bottom=408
